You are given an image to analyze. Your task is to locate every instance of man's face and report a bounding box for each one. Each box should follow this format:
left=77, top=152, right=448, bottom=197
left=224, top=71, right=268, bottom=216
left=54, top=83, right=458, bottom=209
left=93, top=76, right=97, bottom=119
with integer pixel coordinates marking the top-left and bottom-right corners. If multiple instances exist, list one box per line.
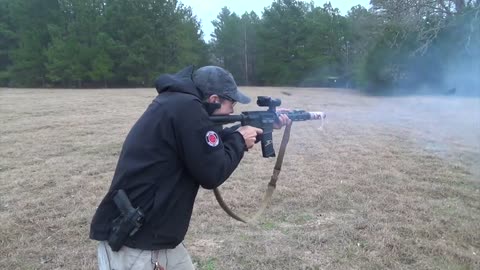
left=208, top=94, right=237, bottom=115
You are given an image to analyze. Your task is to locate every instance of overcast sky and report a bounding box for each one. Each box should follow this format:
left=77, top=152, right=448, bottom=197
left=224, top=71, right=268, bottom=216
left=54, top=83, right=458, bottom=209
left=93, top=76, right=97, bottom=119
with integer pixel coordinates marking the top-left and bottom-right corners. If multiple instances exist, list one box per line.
left=178, top=0, right=371, bottom=41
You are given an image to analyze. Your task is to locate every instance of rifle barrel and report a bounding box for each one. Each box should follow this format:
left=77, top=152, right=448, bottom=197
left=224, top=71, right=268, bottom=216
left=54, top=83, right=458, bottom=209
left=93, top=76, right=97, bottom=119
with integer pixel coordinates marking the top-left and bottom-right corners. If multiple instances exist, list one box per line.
left=282, top=111, right=326, bottom=121
left=209, top=111, right=325, bottom=124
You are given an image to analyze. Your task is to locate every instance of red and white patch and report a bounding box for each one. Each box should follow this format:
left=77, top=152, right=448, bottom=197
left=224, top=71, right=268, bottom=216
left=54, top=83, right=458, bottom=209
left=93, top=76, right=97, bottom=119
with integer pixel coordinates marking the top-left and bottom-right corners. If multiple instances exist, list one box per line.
left=205, top=131, right=219, bottom=147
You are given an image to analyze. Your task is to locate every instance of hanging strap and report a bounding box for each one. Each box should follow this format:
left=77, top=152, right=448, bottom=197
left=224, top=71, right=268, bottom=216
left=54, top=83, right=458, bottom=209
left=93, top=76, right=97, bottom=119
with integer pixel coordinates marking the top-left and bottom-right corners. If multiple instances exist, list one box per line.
left=213, top=121, right=293, bottom=223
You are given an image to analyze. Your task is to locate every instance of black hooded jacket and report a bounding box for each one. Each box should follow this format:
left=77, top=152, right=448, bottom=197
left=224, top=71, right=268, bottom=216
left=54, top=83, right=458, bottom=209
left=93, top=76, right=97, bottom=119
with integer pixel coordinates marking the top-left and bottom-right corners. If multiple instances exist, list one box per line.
left=89, top=66, right=246, bottom=250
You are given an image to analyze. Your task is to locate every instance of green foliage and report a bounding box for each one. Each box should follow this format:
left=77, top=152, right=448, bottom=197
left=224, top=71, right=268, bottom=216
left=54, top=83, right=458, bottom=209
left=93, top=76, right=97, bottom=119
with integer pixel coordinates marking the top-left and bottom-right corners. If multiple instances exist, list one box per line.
left=256, top=0, right=312, bottom=86
left=195, top=258, right=217, bottom=270
left=210, top=8, right=246, bottom=83
left=261, top=220, right=278, bottom=230
left=209, top=0, right=479, bottom=94
left=7, top=0, right=61, bottom=87
left=1, top=0, right=477, bottom=93
left=90, top=50, right=114, bottom=87
left=1, top=0, right=208, bottom=87
left=0, top=0, right=15, bottom=85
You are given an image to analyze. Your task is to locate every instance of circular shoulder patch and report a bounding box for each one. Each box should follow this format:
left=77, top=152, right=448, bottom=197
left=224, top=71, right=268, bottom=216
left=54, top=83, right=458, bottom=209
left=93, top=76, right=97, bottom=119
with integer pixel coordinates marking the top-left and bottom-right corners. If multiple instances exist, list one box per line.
left=205, top=131, right=220, bottom=147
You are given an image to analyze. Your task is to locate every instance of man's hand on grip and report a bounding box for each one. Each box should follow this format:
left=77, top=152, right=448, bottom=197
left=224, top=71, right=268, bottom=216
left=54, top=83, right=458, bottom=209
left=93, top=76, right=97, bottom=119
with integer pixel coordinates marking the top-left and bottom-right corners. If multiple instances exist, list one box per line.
left=236, top=126, right=263, bottom=149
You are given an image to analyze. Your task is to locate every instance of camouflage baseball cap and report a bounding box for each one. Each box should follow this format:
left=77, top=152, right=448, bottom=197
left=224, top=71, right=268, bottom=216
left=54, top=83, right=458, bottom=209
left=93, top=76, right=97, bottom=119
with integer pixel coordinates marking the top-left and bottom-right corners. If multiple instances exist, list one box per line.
left=192, top=66, right=251, bottom=104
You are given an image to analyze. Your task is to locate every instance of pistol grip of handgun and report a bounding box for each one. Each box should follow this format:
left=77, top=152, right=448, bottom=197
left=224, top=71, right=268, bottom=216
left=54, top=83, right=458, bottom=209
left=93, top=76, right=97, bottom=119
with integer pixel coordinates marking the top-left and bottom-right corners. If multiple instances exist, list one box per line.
left=260, top=132, right=275, bottom=158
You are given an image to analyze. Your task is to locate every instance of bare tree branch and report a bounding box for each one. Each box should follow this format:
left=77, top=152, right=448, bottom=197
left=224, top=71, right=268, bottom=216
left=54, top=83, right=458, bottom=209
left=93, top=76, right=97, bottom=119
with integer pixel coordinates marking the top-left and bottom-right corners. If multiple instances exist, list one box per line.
left=371, top=0, right=474, bottom=56
left=454, top=0, right=466, bottom=11
left=437, top=0, right=454, bottom=14
left=465, top=7, right=480, bottom=53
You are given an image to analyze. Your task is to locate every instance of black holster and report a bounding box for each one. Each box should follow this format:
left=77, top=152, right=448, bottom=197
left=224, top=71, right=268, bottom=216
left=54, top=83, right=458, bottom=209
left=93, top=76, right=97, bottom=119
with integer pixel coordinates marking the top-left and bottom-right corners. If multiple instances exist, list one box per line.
left=107, top=189, right=144, bottom=251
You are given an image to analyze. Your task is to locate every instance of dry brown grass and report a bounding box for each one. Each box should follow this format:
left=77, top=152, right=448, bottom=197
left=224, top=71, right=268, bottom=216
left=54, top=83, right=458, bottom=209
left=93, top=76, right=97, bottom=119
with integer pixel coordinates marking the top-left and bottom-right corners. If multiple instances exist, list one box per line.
left=0, top=87, right=479, bottom=270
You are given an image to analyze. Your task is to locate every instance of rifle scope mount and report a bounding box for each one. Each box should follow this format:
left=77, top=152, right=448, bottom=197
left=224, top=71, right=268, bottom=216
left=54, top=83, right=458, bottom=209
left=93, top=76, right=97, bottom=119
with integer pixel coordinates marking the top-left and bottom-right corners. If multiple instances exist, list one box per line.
left=257, top=96, right=281, bottom=112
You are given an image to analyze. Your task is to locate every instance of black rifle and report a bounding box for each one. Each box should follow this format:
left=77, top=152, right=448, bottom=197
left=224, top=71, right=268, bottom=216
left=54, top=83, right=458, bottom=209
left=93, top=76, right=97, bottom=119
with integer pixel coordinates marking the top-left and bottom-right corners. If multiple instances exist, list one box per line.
left=108, top=189, right=145, bottom=251
left=209, top=96, right=325, bottom=158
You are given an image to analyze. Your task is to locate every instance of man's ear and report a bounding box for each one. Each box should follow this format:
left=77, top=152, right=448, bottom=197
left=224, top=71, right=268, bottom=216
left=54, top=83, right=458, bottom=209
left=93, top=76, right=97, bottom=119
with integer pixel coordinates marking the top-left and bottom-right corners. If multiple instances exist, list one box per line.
left=207, top=94, right=220, bottom=103
left=203, top=95, right=221, bottom=115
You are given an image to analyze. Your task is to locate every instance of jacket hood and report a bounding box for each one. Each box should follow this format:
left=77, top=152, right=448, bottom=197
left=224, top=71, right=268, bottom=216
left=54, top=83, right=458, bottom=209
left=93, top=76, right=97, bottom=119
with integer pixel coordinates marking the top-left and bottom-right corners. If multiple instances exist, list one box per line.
left=154, top=65, right=220, bottom=115
left=155, top=66, right=204, bottom=99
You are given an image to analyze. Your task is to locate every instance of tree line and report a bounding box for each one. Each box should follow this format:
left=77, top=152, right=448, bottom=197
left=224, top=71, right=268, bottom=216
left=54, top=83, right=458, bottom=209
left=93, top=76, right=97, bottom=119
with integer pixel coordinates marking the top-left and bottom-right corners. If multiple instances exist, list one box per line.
left=0, top=0, right=478, bottom=94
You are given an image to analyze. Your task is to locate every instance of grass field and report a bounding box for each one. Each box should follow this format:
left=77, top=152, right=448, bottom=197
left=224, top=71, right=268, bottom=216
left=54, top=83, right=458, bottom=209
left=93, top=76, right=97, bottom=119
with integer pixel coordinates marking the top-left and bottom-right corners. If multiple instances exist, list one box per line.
left=0, top=87, right=479, bottom=270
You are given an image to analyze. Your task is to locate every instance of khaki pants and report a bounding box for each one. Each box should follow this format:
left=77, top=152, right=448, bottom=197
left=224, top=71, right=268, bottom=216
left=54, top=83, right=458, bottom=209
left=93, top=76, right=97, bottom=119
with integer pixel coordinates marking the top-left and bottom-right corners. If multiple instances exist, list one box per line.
left=97, top=241, right=195, bottom=270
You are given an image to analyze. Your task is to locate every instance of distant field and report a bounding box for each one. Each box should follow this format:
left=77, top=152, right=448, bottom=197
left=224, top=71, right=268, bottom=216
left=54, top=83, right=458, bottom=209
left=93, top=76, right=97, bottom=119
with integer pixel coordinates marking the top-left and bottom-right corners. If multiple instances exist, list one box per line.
left=0, top=87, right=479, bottom=270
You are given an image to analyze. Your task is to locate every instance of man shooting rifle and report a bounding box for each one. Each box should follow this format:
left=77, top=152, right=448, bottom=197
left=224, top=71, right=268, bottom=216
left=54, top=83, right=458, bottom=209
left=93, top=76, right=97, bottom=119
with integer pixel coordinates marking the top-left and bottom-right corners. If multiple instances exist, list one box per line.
left=89, top=65, right=291, bottom=270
